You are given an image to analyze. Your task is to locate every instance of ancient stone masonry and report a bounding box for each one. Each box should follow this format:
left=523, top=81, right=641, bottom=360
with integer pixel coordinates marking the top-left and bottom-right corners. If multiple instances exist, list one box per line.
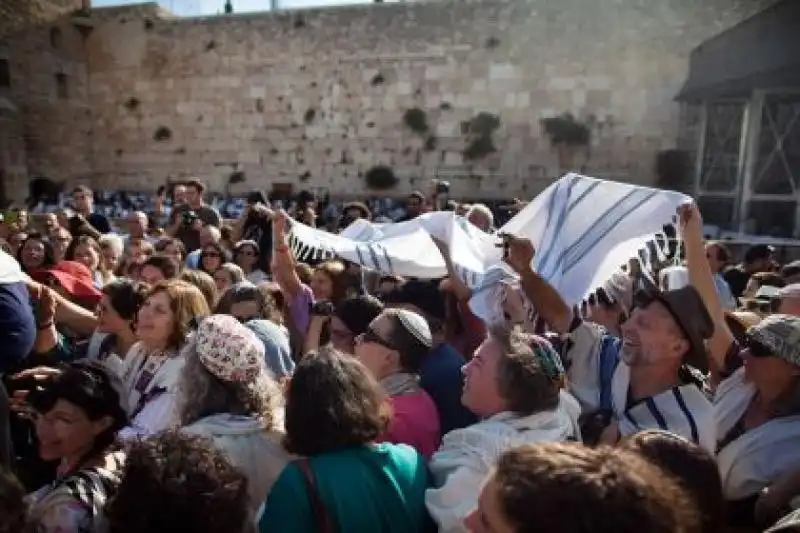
left=1, top=0, right=783, bottom=202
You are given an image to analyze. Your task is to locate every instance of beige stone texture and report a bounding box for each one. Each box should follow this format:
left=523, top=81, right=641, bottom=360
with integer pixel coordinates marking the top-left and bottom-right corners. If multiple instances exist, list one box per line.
left=0, top=0, right=784, bottom=201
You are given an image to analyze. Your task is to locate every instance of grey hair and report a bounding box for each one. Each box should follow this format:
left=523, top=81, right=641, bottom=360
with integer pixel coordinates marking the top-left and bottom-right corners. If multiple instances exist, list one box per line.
left=466, top=203, right=494, bottom=228
left=99, top=234, right=124, bottom=256
left=218, top=263, right=245, bottom=284
left=177, top=339, right=283, bottom=431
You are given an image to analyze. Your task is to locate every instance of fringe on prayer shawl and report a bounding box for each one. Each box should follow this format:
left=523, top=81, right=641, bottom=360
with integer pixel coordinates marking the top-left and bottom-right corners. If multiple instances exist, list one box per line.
left=285, top=174, right=692, bottom=326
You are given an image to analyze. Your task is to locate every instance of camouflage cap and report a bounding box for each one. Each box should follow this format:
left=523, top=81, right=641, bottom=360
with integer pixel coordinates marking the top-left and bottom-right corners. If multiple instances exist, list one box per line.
left=747, top=314, right=800, bottom=366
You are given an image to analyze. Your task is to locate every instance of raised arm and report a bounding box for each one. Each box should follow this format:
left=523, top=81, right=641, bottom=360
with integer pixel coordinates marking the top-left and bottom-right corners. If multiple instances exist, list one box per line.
left=680, top=203, right=734, bottom=376
left=270, top=210, right=303, bottom=299
left=503, top=235, right=572, bottom=334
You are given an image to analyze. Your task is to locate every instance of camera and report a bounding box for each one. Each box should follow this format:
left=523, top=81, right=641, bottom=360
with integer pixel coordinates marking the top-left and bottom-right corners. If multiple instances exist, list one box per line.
left=181, top=210, right=199, bottom=226
left=435, top=180, right=451, bottom=195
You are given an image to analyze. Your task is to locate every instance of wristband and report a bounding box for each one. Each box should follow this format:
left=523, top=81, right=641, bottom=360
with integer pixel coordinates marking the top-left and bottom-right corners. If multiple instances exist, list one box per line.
left=275, top=244, right=289, bottom=253
left=37, top=321, right=54, bottom=330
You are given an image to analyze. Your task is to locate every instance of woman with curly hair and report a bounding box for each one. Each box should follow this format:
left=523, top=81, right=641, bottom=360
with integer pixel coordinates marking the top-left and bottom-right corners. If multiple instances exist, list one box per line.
left=104, top=431, right=250, bottom=533
left=259, top=347, right=430, bottom=533
left=178, top=315, right=290, bottom=521
left=26, top=362, right=128, bottom=533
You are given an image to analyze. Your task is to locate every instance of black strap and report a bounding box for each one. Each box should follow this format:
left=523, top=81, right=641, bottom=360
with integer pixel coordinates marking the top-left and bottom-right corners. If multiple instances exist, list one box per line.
left=295, top=458, right=335, bottom=533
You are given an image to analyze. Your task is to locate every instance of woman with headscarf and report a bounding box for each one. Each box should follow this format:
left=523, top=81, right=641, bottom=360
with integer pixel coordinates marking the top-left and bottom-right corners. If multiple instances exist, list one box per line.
left=178, top=315, right=291, bottom=522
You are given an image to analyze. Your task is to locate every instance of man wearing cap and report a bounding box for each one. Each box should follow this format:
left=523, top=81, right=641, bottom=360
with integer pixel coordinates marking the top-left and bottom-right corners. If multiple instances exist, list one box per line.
left=503, top=235, right=716, bottom=451
left=354, top=308, right=441, bottom=458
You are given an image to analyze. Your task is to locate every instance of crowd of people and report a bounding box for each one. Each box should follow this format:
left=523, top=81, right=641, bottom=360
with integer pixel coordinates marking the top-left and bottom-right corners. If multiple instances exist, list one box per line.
left=0, top=178, right=798, bottom=533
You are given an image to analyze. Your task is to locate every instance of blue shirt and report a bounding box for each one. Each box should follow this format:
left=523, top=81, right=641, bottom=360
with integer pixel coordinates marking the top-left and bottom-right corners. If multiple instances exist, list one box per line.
left=0, top=282, right=36, bottom=374
left=419, top=343, right=477, bottom=435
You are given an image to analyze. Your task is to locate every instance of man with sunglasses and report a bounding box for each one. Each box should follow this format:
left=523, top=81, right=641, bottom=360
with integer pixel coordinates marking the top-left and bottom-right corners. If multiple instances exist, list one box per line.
left=502, top=234, right=716, bottom=451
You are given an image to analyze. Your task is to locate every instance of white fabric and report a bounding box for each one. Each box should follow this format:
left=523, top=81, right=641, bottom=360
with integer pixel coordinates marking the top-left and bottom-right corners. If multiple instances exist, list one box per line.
left=182, top=414, right=291, bottom=522
left=714, top=368, right=800, bottom=500
left=611, top=360, right=716, bottom=452
left=287, top=174, right=690, bottom=324
left=108, top=342, right=184, bottom=438
left=425, top=391, right=581, bottom=533
left=566, top=321, right=715, bottom=452
left=0, top=249, right=26, bottom=284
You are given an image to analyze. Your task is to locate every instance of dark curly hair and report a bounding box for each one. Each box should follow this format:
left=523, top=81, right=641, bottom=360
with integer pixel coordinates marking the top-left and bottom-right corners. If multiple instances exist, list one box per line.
left=104, top=431, right=249, bottom=533
left=492, top=442, right=701, bottom=533
left=30, top=362, right=128, bottom=461
left=102, top=279, right=149, bottom=330
left=284, top=347, right=391, bottom=456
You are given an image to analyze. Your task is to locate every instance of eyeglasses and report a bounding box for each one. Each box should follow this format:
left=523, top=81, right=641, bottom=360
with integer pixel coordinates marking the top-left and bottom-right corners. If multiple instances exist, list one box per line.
left=357, top=328, right=395, bottom=350
left=237, top=250, right=256, bottom=257
left=203, top=251, right=221, bottom=258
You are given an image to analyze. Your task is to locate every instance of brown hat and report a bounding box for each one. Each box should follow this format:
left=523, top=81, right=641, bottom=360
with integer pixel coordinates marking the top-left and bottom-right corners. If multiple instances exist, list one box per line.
left=634, top=285, right=714, bottom=371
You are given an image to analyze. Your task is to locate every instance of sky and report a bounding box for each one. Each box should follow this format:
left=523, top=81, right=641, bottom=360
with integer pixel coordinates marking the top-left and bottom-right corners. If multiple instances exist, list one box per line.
left=91, top=0, right=399, bottom=16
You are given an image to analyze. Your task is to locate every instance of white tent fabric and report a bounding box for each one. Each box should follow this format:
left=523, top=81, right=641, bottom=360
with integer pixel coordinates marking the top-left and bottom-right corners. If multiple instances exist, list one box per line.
left=287, top=173, right=691, bottom=324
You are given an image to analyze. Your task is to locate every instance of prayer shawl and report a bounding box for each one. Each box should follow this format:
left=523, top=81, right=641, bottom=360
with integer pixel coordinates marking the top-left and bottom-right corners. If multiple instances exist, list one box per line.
left=287, top=174, right=691, bottom=324
left=612, top=360, right=715, bottom=452
left=714, top=368, right=800, bottom=500
left=567, top=321, right=716, bottom=451
left=426, top=391, right=581, bottom=533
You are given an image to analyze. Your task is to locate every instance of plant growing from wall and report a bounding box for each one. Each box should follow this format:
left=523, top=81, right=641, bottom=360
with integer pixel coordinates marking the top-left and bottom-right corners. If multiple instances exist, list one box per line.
left=403, top=108, right=429, bottom=134
left=364, top=165, right=398, bottom=190
left=462, top=112, right=501, bottom=161
left=540, top=113, right=591, bottom=173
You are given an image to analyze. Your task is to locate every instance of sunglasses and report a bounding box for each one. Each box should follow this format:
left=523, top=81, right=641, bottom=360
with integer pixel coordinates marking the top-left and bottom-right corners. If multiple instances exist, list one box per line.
left=744, top=335, right=776, bottom=358
left=358, top=328, right=395, bottom=350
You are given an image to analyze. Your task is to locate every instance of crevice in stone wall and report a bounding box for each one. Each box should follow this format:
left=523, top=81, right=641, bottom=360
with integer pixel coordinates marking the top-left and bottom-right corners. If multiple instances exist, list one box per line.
left=371, top=73, right=385, bottom=86
left=123, top=97, right=140, bottom=112
left=153, top=126, right=172, bottom=142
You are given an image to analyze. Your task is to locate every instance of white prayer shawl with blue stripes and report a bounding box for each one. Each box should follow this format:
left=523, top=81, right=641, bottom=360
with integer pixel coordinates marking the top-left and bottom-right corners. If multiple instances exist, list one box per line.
left=612, top=361, right=716, bottom=453
left=286, top=174, right=691, bottom=324
left=567, top=321, right=715, bottom=452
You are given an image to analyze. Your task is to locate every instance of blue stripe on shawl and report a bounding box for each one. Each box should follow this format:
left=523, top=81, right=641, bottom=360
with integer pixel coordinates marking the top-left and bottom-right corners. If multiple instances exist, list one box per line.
left=673, top=388, right=700, bottom=444
left=645, top=398, right=669, bottom=430
left=557, top=188, right=639, bottom=268
left=561, top=189, right=660, bottom=277
left=367, top=244, right=381, bottom=270
left=537, top=177, right=580, bottom=280
left=539, top=179, right=601, bottom=280
left=380, top=245, right=394, bottom=274
left=356, top=245, right=366, bottom=266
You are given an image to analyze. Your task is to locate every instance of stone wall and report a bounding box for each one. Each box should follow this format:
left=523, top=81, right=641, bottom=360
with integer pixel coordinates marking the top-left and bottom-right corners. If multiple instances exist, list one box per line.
left=10, top=0, right=784, bottom=200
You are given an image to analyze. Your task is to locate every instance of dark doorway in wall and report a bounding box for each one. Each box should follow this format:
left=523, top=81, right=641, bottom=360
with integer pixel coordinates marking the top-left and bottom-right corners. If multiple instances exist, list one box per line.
left=50, top=27, right=62, bottom=49
left=55, top=73, right=68, bottom=99
left=0, top=59, right=10, bottom=88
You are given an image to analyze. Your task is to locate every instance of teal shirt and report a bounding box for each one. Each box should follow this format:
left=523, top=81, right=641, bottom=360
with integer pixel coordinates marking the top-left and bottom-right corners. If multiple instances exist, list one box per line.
left=259, top=443, right=430, bottom=533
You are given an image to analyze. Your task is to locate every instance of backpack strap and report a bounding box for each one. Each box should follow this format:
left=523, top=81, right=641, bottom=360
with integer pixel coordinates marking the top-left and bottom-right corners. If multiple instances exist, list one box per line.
left=295, top=458, right=335, bottom=533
